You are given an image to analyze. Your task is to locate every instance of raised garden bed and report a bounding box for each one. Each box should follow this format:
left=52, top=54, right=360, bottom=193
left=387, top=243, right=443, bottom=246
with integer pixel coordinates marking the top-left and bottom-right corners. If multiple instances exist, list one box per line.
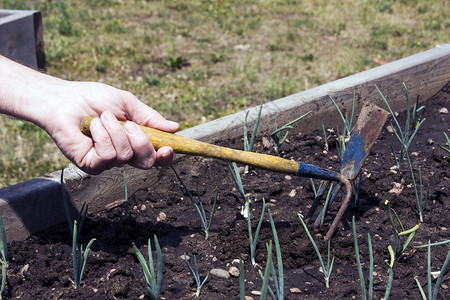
left=0, top=46, right=449, bottom=299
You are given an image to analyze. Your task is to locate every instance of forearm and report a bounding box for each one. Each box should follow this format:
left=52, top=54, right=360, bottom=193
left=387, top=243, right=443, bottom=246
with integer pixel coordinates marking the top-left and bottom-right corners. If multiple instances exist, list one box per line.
left=0, top=55, right=62, bottom=127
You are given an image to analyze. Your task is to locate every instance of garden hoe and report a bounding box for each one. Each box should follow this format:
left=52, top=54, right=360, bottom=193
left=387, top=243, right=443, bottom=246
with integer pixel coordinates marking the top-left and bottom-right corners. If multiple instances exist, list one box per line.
left=81, top=102, right=388, bottom=240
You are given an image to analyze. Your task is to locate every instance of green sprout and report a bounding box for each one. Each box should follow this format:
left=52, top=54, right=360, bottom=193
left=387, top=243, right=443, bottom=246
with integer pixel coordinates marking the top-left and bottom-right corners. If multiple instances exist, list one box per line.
left=239, top=259, right=245, bottom=300
left=244, top=102, right=263, bottom=153
left=414, top=241, right=450, bottom=300
left=352, top=216, right=393, bottom=300
left=376, top=83, right=426, bottom=169
left=328, top=94, right=355, bottom=161
left=271, top=111, right=311, bottom=156
left=229, top=162, right=249, bottom=218
left=247, top=199, right=266, bottom=266
left=0, top=211, right=8, bottom=299
left=385, top=200, right=419, bottom=265
left=61, top=169, right=96, bottom=288
left=132, top=235, right=163, bottom=300
left=184, top=253, right=210, bottom=298
left=298, top=213, right=334, bottom=288
left=260, top=240, right=273, bottom=300
left=437, top=132, right=450, bottom=161
left=171, top=166, right=218, bottom=240
left=321, top=121, right=330, bottom=151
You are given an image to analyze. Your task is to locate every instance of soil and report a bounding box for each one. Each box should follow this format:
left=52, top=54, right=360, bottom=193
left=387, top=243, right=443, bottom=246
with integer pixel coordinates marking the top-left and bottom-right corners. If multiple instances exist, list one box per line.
left=3, top=83, right=450, bottom=300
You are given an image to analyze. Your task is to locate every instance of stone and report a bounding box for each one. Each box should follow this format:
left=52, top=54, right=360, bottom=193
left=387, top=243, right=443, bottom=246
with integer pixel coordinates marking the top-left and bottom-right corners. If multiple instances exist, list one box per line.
left=210, top=268, right=230, bottom=279
left=228, top=266, right=240, bottom=277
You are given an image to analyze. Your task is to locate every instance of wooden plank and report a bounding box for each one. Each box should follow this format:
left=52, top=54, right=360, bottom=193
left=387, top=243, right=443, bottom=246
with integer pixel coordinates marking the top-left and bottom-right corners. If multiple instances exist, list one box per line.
left=0, top=45, right=449, bottom=241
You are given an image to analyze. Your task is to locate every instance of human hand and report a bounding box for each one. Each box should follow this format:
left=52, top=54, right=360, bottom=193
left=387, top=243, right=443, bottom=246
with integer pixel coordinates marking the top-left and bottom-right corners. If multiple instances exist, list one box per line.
left=37, top=81, right=180, bottom=175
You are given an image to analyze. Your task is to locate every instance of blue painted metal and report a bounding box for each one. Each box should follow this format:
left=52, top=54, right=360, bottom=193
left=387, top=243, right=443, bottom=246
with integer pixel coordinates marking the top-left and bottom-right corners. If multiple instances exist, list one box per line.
left=339, top=132, right=367, bottom=180
left=297, top=162, right=341, bottom=182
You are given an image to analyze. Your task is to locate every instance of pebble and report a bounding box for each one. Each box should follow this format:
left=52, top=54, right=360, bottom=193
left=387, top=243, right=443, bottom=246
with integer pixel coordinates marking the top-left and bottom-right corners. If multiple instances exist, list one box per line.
left=386, top=125, right=394, bottom=133
left=411, top=152, right=419, bottom=157
left=262, top=137, right=271, bottom=148
left=289, top=189, right=297, bottom=197
left=228, top=266, right=240, bottom=277
left=180, top=254, right=189, bottom=261
left=251, top=291, right=262, bottom=296
left=439, top=107, right=448, bottom=114
left=245, top=297, right=254, bottom=300
left=285, top=175, right=292, bottom=180
left=140, top=204, right=147, bottom=211
left=210, top=268, right=230, bottom=279
left=157, top=212, right=166, bottom=222
left=290, top=287, right=301, bottom=294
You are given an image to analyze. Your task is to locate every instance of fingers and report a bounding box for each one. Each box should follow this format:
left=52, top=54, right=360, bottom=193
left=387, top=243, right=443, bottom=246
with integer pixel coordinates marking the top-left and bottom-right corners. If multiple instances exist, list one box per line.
left=87, top=112, right=175, bottom=173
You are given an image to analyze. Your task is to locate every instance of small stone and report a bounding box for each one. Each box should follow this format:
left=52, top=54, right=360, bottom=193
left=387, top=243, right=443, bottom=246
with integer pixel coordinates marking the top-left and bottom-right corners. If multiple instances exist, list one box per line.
left=211, top=268, right=230, bottom=279
left=439, top=107, right=448, bottom=114
left=140, top=204, right=147, bottom=211
left=427, top=139, right=434, bottom=145
left=386, top=125, right=394, bottom=133
left=389, top=182, right=403, bottom=195
left=157, top=212, right=166, bottom=222
left=251, top=290, right=262, bottom=296
left=181, top=254, right=189, bottom=261
left=262, top=137, right=271, bottom=149
left=290, top=287, right=301, bottom=294
left=285, top=175, right=292, bottom=180
left=229, top=266, right=240, bottom=277
left=431, top=271, right=440, bottom=279
left=441, top=283, right=448, bottom=289
left=269, top=199, right=277, bottom=203
left=245, top=297, right=254, bottom=300
left=411, top=152, right=419, bottom=157
left=289, top=189, right=297, bottom=197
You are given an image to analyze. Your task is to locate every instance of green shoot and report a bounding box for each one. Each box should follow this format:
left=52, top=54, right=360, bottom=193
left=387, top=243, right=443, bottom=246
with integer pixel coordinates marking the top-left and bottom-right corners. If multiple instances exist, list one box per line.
left=239, top=259, right=245, bottom=300
left=72, top=220, right=96, bottom=288
left=229, top=162, right=249, bottom=218
left=329, top=93, right=355, bottom=140
left=132, top=235, right=163, bottom=300
left=171, top=166, right=218, bottom=240
left=184, top=253, right=210, bottom=298
left=415, top=239, right=450, bottom=248
left=385, top=200, right=419, bottom=265
left=265, top=210, right=284, bottom=299
left=298, top=213, right=334, bottom=288
left=437, top=132, right=450, bottom=161
left=61, top=169, right=96, bottom=288
left=376, top=83, right=426, bottom=169
left=244, top=101, right=263, bottom=153
left=415, top=241, right=450, bottom=300
left=352, top=216, right=393, bottom=300
left=310, top=178, right=325, bottom=198
left=0, top=211, right=7, bottom=300
left=321, top=121, right=329, bottom=151
left=260, top=240, right=273, bottom=300
left=271, top=111, right=311, bottom=156
left=248, top=199, right=266, bottom=266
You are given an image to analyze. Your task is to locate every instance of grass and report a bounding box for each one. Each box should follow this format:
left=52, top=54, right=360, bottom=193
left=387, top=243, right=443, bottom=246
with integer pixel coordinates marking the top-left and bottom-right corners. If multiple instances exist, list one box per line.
left=1, top=0, right=449, bottom=187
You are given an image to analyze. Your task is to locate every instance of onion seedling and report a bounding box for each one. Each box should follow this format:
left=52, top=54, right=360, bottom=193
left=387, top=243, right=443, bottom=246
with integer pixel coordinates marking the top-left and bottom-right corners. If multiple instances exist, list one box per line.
left=414, top=241, right=450, bottom=300
left=328, top=94, right=355, bottom=161
left=239, top=259, right=245, bottom=300
left=437, top=132, right=450, bottom=161
left=248, top=199, right=266, bottom=266
left=61, top=169, right=96, bottom=288
left=376, top=83, right=426, bottom=169
left=385, top=200, right=419, bottom=265
left=132, top=235, right=163, bottom=300
left=0, top=211, right=7, bottom=299
left=271, top=111, right=311, bottom=156
left=260, top=240, right=273, bottom=300
left=244, top=101, right=263, bottom=153
left=184, top=253, right=209, bottom=297
left=352, top=216, right=393, bottom=300
left=298, top=213, right=334, bottom=288
left=171, top=166, right=218, bottom=240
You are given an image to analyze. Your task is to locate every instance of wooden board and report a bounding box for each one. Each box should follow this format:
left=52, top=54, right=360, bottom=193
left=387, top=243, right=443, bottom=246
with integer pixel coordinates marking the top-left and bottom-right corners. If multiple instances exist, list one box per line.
left=0, top=44, right=449, bottom=241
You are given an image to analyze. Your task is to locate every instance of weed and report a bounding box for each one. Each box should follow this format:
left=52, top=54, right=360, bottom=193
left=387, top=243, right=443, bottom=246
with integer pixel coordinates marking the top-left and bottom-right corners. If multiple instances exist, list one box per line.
left=164, top=53, right=188, bottom=70
left=132, top=236, right=163, bottom=300
left=184, top=254, right=209, bottom=298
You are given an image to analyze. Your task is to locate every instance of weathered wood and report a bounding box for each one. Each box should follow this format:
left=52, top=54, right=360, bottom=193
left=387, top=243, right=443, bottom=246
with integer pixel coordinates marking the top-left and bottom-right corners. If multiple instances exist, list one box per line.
left=0, top=45, right=449, bottom=241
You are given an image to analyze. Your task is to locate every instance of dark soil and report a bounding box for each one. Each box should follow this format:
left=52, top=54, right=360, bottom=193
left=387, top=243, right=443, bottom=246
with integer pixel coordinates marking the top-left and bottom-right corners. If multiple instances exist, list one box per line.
left=4, top=83, right=450, bottom=299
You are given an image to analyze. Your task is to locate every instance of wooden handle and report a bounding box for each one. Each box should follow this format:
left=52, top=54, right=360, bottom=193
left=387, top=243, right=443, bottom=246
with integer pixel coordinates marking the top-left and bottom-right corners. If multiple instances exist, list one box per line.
left=80, top=116, right=300, bottom=175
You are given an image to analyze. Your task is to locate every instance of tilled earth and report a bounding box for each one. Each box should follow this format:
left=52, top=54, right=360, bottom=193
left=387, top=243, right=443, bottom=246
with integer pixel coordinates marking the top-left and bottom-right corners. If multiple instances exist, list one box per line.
left=3, top=82, right=450, bottom=299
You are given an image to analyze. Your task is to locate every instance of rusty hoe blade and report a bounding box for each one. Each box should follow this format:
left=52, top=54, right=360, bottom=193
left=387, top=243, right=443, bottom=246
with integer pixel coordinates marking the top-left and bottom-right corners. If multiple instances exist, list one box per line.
left=80, top=103, right=388, bottom=241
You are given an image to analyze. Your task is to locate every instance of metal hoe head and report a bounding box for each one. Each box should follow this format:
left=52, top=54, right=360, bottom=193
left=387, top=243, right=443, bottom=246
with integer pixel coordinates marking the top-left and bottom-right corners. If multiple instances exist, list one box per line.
left=304, top=103, right=389, bottom=240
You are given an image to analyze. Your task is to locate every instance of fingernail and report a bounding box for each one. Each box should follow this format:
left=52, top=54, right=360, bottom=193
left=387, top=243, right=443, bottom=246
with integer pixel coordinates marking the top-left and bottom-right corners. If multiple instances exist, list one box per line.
left=102, top=111, right=117, bottom=123
left=124, top=121, right=139, bottom=135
